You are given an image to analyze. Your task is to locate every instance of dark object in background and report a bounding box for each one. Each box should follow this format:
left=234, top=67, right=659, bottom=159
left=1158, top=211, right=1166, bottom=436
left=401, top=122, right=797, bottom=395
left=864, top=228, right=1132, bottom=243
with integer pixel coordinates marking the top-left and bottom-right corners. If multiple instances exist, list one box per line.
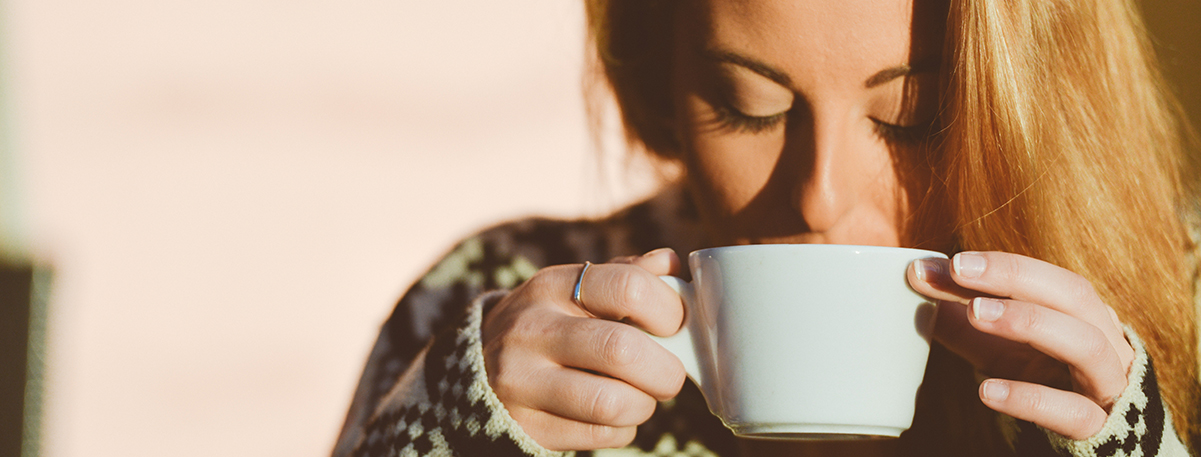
left=0, top=263, right=45, bottom=457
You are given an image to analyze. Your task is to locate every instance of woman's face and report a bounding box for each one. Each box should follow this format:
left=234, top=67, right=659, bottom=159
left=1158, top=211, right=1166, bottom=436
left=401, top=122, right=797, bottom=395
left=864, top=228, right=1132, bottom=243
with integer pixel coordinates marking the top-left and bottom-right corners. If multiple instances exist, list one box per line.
left=672, top=0, right=948, bottom=249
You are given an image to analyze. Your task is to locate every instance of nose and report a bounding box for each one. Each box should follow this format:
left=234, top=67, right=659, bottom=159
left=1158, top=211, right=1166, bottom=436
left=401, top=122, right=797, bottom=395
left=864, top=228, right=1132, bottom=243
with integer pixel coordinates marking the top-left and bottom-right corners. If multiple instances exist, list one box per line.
left=789, top=111, right=861, bottom=233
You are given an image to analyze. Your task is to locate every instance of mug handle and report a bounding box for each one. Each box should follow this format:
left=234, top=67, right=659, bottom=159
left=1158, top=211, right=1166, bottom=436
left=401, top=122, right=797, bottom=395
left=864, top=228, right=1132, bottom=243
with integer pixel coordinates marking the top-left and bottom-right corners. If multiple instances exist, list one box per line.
left=652, top=276, right=703, bottom=390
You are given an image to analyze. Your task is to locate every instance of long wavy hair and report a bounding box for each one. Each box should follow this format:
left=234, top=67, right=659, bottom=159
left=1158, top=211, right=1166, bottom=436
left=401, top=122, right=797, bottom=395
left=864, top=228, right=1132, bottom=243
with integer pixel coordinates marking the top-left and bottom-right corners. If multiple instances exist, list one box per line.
left=585, top=0, right=1201, bottom=453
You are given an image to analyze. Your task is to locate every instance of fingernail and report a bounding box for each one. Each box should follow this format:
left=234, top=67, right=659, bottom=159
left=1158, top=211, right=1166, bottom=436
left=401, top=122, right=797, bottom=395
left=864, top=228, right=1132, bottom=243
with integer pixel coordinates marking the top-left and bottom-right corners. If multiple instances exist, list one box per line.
left=972, top=297, right=1004, bottom=322
left=981, top=380, right=1009, bottom=402
left=913, top=258, right=946, bottom=282
left=953, top=252, right=986, bottom=279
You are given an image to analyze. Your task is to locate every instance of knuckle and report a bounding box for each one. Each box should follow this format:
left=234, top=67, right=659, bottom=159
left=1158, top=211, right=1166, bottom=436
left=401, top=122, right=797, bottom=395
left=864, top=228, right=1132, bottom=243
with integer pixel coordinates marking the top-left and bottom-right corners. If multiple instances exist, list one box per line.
left=629, top=393, right=658, bottom=424
left=508, top=310, right=550, bottom=344
left=1062, top=403, right=1104, bottom=438
left=507, top=408, right=541, bottom=437
left=994, top=253, right=1022, bottom=282
left=1079, top=327, right=1113, bottom=363
left=1082, top=410, right=1107, bottom=438
left=645, top=354, right=687, bottom=401
left=525, top=267, right=567, bottom=293
left=1018, top=387, right=1050, bottom=415
left=588, top=424, right=636, bottom=448
left=599, top=325, right=643, bottom=368
left=584, top=423, right=615, bottom=445
left=664, top=362, right=688, bottom=396
left=1065, top=279, right=1100, bottom=313
left=613, top=427, right=638, bottom=448
left=1010, top=305, right=1042, bottom=335
left=1107, top=305, right=1123, bottom=329
left=1065, top=401, right=1096, bottom=425
left=586, top=385, right=630, bottom=425
left=489, top=360, right=526, bottom=400
left=612, top=268, right=651, bottom=311
left=486, top=325, right=560, bottom=400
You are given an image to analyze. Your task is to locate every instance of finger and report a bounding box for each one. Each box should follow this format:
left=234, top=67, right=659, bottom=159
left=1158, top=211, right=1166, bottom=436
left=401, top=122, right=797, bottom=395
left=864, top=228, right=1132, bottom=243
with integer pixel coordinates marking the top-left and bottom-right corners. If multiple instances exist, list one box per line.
left=564, top=263, right=685, bottom=336
left=967, top=297, right=1126, bottom=404
left=518, top=365, right=658, bottom=427
left=908, top=257, right=984, bottom=303
left=932, top=299, right=1030, bottom=370
left=545, top=316, right=686, bottom=400
left=609, top=248, right=681, bottom=277
left=915, top=252, right=1133, bottom=372
left=978, top=379, right=1107, bottom=440
left=508, top=407, right=637, bottom=451
left=948, top=252, right=1123, bottom=345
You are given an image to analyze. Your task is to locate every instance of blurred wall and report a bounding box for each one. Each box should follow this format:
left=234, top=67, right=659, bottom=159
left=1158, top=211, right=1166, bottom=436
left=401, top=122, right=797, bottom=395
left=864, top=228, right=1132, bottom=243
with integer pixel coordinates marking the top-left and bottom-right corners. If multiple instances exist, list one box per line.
left=6, top=1, right=653, bottom=456
left=2, top=1, right=1197, bottom=457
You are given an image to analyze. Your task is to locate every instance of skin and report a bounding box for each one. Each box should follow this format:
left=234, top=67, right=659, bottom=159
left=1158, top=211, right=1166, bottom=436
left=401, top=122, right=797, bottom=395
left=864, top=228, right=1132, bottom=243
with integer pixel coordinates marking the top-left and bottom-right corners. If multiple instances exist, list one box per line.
left=481, top=0, right=1135, bottom=453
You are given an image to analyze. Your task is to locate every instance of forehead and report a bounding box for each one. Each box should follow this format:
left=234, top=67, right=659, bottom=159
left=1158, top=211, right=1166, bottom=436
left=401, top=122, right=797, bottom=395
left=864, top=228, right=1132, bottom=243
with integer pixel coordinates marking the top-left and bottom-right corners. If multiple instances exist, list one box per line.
left=688, top=0, right=943, bottom=85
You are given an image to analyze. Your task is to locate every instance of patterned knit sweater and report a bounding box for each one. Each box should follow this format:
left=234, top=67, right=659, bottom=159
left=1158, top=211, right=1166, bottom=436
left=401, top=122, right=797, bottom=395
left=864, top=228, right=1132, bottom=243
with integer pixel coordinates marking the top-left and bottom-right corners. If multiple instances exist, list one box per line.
left=331, top=187, right=1191, bottom=457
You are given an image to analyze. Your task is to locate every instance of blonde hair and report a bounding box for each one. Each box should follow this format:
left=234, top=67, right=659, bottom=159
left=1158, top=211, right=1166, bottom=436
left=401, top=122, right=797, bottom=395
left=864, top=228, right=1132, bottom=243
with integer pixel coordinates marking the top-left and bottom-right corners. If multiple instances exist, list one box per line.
left=944, top=0, right=1200, bottom=447
left=586, top=0, right=1201, bottom=452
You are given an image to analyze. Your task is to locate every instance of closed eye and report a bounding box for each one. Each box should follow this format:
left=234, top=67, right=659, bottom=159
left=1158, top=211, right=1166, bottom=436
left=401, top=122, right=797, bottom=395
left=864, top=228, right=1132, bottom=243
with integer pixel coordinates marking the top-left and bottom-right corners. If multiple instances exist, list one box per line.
left=871, top=118, right=935, bottom=145
left=711, top=104, right=787, bottom=134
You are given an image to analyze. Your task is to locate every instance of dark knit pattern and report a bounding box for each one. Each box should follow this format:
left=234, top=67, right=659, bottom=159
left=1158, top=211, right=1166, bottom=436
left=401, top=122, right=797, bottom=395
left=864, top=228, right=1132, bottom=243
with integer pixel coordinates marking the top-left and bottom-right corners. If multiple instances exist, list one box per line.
left=1007, top=330, right=1187, bottom=457
left=351, top=303, right=533, bottom=457
left=1098, top=361, right=1165, bottom=456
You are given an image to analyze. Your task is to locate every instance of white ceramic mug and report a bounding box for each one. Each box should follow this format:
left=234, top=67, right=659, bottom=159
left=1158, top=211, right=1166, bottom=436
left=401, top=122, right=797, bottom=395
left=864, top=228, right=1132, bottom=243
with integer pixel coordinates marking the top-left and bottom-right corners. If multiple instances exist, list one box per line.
left=653, top=244, right=946, bottom=439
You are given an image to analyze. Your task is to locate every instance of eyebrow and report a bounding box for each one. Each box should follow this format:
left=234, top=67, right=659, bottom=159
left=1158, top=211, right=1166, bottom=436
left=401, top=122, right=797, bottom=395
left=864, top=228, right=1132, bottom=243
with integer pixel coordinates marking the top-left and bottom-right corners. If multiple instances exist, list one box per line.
left=706, top=48, right=934, bottom=90
left=705, top=49, right=793, bottom=86
left=865, top=61, right=938, bottom=88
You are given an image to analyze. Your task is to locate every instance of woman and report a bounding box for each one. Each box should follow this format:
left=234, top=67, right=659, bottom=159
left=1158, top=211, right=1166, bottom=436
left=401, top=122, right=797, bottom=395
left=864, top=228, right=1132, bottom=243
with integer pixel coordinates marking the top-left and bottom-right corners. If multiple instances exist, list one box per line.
left=333, top=0, right=1201, bottom=455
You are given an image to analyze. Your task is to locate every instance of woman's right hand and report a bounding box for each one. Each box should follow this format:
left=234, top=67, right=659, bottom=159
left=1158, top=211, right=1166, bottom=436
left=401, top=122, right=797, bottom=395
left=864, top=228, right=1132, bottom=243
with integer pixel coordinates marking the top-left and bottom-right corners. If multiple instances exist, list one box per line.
left=480, top=248, right=688, bottom=451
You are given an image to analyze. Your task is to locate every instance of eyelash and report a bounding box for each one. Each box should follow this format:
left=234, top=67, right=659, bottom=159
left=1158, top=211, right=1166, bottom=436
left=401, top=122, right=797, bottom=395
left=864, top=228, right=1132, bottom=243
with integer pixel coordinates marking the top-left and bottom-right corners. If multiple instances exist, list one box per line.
left=712, top=104, right=786, bottom=134
left=871, top=119, right=933, bottom=145
left=712, top=103, right=932, bottom=145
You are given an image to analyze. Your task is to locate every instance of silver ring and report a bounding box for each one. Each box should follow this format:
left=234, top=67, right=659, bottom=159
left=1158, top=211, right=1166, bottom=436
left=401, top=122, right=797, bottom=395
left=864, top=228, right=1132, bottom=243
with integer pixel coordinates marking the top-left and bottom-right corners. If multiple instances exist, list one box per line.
left=572, top=261, right=592, bottom=310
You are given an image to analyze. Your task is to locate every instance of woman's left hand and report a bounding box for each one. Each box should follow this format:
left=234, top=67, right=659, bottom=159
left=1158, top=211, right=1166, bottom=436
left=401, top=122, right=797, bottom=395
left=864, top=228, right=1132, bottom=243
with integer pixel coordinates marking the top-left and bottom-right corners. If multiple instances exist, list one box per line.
left=907, top=251, right=1135, bottom=440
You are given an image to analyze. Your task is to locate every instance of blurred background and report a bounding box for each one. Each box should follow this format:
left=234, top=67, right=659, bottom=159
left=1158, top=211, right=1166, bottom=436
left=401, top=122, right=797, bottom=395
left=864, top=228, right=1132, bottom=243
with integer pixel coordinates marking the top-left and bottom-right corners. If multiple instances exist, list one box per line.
left=0, top=1, right=1195, bottom=456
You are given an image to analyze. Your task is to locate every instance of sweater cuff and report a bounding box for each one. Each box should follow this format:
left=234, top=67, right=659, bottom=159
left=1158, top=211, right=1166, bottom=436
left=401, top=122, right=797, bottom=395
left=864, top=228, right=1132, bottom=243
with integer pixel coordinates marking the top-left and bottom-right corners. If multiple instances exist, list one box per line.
left=1040, top=328, right=1188, bottom=457
left=353, top=290, right=572, bottom=457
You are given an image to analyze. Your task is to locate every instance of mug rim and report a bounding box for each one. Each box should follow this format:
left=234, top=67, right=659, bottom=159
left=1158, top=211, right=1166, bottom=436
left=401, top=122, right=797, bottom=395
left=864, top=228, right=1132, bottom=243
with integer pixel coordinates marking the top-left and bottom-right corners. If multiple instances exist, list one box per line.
left=689, top=243, right=948, bottom=259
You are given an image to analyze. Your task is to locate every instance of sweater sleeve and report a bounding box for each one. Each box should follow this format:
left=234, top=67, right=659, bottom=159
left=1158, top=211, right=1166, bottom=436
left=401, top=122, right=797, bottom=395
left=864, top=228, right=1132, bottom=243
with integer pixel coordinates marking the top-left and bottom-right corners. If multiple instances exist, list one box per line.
left=348, top=291, right=570, bottom=457
left=1010, top=329, right=1191, bottom=457
left=332, top=231, right=547, bottom=457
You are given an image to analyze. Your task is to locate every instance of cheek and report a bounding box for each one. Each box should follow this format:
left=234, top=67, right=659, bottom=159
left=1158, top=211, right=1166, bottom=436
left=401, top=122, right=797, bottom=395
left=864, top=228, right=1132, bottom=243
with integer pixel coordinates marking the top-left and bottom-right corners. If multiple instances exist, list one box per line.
left=840, top=139, right=912, bottom=240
